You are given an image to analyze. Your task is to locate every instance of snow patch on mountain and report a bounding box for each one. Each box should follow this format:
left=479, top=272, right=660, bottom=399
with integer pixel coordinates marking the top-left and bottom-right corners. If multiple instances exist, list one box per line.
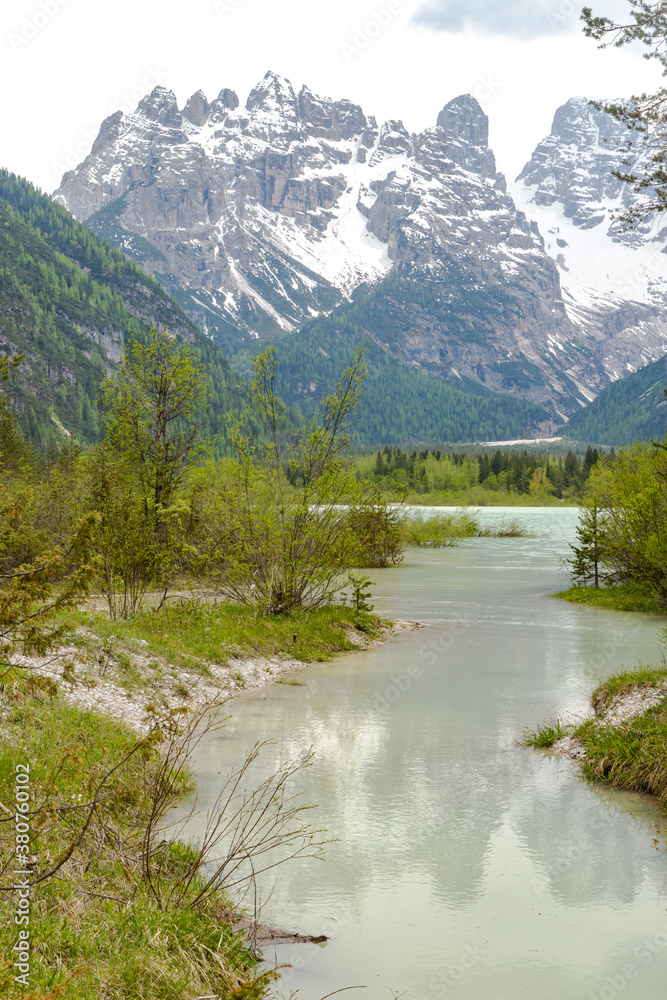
left=511, top=183, right=667, bottom=312
left=512, top=96, right=667, bottom=385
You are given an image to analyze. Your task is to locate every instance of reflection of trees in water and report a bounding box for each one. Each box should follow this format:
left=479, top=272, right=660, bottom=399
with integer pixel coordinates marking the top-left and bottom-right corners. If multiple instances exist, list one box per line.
left=188, top=655, right=666, bottom=925
left=512, top=763, right=664, bottom=908
left=263, top=704, right=667, bottom=916
left=253, top=706, right=507, bottom=910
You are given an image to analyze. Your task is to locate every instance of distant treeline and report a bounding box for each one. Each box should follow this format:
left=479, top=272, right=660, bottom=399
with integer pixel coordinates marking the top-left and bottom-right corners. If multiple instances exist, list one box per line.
left=354, top=446, right=603, bottom=499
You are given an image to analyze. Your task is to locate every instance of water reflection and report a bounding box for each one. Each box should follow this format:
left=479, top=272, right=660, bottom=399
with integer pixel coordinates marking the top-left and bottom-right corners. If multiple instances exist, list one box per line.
left=181, top=509, right=667, bottom=1000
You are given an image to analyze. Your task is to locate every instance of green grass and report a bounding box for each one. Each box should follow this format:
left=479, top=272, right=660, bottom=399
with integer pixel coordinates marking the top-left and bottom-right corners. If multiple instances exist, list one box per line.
left=524, top=664, right=667, bottom=813
left=401, top=511, right=479, bottom=547
left=477, top=517, right=530, bottom=538
left=573, top=701, right=667, bottom=809
left=401, top=511, right=531, bottom=548
left=0, top=600, right=391, bottom=994
left=0, top=680, right=271, bottom=998
left=553, top=584, right=667, bottom=614
left=588, top=664, right=667, bottom=714
left=521, top=719, right=574, bottom=748
left=66, top=600, right=385, bottom=671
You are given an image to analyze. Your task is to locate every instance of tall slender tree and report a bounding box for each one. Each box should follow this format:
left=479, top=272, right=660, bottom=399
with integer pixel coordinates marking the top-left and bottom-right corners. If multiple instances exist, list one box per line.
left=567, top=503, right=606, bottom=588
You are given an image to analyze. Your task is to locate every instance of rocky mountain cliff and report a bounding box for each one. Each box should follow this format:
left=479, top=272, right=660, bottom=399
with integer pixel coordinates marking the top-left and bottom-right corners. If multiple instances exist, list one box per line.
left=513, top=96, right=667, bottom=390
left=54, top=74, right=667, bottom=430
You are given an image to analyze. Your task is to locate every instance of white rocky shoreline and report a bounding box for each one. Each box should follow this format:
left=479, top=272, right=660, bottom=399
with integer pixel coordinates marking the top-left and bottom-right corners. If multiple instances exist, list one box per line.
left=15, top=617, right=420, bottom=734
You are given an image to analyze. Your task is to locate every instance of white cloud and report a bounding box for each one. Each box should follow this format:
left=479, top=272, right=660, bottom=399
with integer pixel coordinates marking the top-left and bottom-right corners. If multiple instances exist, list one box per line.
left=413, top=0, right=628, bottom=40
left=0, top=0, right=660, bottom=192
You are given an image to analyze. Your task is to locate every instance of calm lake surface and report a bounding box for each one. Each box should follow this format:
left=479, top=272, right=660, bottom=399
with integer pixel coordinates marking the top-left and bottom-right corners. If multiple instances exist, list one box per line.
left=184, top=507, right=667, bottom=999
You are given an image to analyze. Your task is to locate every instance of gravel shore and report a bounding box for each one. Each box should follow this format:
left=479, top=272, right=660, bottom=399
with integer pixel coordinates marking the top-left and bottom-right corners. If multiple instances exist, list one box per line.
left=17, top=618, right=420, bottom=733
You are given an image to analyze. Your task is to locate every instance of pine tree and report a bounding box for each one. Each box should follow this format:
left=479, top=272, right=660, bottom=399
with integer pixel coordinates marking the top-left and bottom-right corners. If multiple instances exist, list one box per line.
left=567, top=504, right=605, bottom=588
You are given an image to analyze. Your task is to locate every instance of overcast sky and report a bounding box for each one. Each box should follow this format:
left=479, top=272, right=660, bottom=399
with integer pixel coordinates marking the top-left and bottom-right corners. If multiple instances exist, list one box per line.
left=0, top=0, right=662, bottom=195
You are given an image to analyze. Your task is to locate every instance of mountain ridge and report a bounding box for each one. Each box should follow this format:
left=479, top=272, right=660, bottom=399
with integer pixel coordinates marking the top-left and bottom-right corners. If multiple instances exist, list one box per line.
left=51, top=75, right=581, bottom=412
left=52, top=73, right=667, bottom=439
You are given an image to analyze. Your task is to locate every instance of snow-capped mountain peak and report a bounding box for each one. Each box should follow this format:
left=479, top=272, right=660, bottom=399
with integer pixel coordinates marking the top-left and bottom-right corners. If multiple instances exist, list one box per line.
left=512, top=96, right=667, bottom=383
left=53, top=76, right=667, bottom=420
left=135, top=86, right=182, bottom=127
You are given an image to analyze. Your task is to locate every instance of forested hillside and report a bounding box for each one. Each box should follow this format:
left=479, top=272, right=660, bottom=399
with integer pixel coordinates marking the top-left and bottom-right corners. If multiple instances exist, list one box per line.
left=267, top=295, right=554, bottom=445
left=565, top=354, right=667, bottom=446
left=0, top=171, right=243, bottom=449
left=2, top=170, right=625, bottom=450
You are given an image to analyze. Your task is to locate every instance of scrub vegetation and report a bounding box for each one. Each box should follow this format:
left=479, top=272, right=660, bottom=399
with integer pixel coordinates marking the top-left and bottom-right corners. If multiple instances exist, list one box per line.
left=0, top=333, right=388, bottom=997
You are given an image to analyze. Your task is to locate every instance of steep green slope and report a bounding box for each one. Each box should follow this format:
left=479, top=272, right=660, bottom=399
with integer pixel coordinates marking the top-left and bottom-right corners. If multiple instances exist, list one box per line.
left=565, top=356, right=667, bottom=445
left=268, top=308, right=553, bottom=446
left=0, top=171, right=242, bottom=449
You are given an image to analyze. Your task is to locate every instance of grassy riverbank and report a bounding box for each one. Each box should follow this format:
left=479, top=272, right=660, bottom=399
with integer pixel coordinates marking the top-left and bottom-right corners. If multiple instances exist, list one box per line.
left=523, top=666, right=667, bottom=812
left=68, top=599, right=385, bottom=673
left=553, top=585, right=667, bottom=615
left=0, top=602, right=389, bottom=998
left=404, top=490, right=576, bottom=507
left=0, top=677, right=273, bottom=999
left=17, top=599, right=390, bottom=735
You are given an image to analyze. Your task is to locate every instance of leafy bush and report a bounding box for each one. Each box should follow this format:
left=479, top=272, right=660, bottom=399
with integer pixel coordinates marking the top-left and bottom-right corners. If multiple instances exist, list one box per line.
left=585, top=444, right=667, bottom=602
left=346, top=502, right=404, bottom=566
